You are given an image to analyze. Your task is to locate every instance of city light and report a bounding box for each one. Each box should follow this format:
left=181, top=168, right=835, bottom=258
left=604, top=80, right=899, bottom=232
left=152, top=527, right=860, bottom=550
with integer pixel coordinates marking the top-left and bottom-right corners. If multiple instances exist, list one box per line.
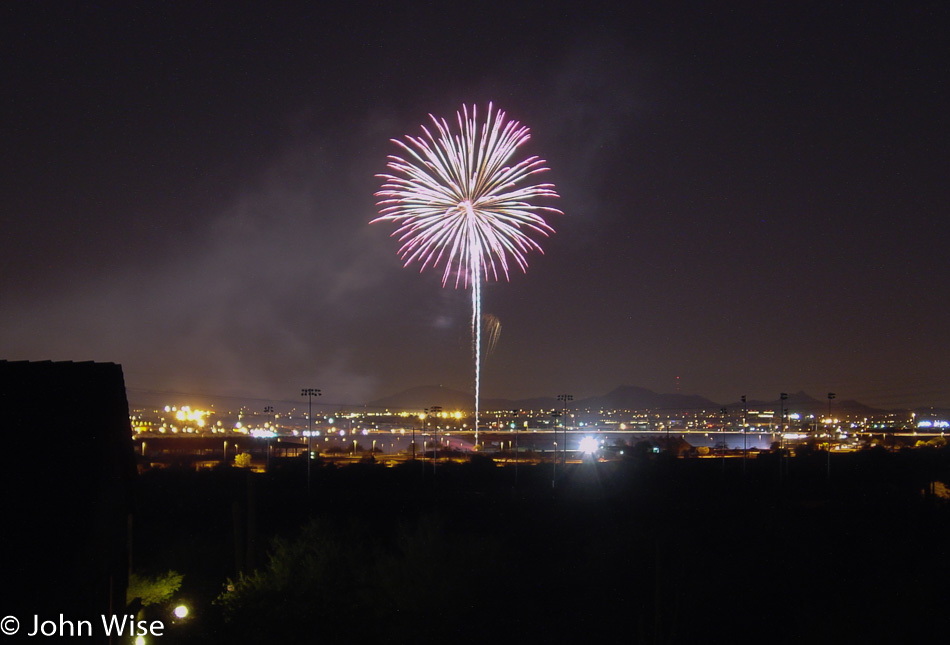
left=579, top=436, right=599, bottom=454
left=123, top=398, right=950, bottom=470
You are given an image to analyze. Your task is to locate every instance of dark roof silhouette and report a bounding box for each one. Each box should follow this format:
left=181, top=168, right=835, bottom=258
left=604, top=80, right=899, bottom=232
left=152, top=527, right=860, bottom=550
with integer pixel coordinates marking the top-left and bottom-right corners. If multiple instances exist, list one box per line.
left=0, top=360, right=135, bottom=640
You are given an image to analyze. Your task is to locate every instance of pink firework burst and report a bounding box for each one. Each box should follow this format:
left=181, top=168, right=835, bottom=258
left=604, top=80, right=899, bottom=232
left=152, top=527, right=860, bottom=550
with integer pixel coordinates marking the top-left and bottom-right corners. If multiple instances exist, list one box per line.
left=372, top=103, right=561, bottom=287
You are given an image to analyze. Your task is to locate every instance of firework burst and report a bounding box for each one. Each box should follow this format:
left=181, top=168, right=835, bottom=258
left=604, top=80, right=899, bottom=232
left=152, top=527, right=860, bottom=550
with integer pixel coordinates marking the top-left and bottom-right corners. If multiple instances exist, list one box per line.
left=372, top=103, right=561, bottom=445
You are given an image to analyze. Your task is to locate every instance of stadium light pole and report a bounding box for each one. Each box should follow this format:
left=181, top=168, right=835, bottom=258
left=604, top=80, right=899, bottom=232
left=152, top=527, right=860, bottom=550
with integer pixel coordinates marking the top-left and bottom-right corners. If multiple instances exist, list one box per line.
left=779, top=392, right=788, bottom=444
left=827, top=392, right=836, bottom=479
left=779, top=392, right=788, bottom=482
left=741, top=395, right=748, bottom=474
left=429, top=405, right=442, bottom=468
left=512, top=410, right=521, bottom=488
left=413, top=413, right=422, bottom=461
left=666, top=413, right=670, bottom=451
left=720, top=407, right=728, bottom=471
left=264, top=406, right=274, bottom=470
left=301, top=388, right=321, bottom=496
left=557, top=394, right=573, bottom=465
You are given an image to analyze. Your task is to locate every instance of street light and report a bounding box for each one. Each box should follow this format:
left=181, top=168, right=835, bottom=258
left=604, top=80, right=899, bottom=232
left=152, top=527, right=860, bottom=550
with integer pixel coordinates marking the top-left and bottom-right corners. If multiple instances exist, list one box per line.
left=301, top=388, right=321, bottom=496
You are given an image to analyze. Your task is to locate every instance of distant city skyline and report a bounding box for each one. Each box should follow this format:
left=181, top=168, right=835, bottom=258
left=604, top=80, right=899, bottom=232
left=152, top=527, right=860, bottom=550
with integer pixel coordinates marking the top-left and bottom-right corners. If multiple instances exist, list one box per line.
left=2, top=3, right=947, bottom=410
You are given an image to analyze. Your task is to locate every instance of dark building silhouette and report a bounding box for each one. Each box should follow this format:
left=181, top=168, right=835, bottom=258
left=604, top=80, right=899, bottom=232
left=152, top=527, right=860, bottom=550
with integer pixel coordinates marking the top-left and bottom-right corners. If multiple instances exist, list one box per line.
left=0, top=360, right=135, bottom=641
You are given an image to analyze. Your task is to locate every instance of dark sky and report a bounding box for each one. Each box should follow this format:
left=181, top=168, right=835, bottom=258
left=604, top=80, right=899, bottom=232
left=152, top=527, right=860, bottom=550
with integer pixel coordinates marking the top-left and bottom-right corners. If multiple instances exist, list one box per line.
left=2, top=1, right=948, bottom=409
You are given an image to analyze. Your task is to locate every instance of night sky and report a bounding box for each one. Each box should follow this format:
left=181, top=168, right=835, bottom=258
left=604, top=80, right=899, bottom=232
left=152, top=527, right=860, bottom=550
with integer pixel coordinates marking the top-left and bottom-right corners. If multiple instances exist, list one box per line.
left=2, top=1, right=948, bottom=409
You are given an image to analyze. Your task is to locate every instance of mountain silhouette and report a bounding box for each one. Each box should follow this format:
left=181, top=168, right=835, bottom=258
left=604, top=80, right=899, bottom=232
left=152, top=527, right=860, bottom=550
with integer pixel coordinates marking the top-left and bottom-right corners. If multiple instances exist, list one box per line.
left=369, top=384, right=890, bottom=414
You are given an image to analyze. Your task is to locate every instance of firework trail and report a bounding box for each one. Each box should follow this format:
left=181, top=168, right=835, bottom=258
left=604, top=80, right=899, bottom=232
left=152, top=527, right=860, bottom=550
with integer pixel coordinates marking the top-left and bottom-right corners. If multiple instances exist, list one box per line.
left=372, top=103, right=561, bottom=446
left=483, top=314, right=502, bottom=356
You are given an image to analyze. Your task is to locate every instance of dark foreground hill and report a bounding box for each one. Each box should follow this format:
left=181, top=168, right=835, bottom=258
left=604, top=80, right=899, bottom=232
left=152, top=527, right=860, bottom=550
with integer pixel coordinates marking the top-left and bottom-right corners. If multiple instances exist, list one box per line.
left=131, top=448, right=950, bottom=644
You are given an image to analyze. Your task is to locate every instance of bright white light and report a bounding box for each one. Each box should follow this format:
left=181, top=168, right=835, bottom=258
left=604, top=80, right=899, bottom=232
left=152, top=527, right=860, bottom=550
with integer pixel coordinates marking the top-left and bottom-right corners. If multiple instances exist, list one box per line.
left=173, top=605, right=188, bottom=619
left=579, top=436, right=599, bottom=454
